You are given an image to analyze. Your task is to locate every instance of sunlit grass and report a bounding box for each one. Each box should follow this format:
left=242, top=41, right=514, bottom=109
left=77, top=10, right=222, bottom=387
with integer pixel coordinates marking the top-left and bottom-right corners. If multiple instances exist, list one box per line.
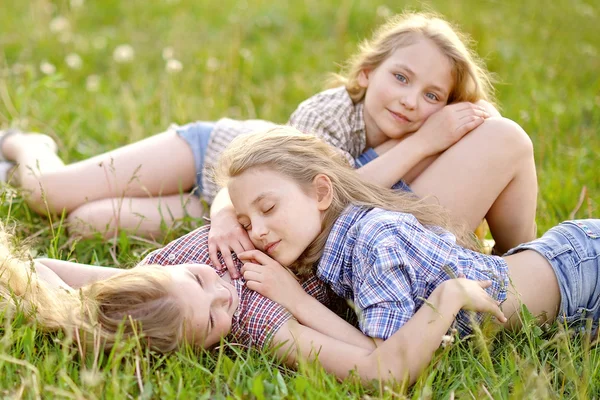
left=1, top=0, right=599, bottom=397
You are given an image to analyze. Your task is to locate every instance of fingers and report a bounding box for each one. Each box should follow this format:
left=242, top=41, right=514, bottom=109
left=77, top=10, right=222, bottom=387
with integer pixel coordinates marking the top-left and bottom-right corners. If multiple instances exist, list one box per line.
left=455, top=115, right=485, bottom=137
left=477, top=280, right=492, bottom=289
left=238, top=249, right=274, bottom=265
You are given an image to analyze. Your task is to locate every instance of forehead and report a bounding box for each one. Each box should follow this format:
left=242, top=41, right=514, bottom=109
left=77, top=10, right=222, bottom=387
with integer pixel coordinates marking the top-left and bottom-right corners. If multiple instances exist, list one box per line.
left=228, top=168, right=299, bottom=204
left=384, top=38, right=453, bottom=89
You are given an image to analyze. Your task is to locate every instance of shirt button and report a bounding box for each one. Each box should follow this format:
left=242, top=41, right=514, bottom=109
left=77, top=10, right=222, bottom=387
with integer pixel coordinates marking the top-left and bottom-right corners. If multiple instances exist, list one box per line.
left=168, top=254, right=176, bottom=261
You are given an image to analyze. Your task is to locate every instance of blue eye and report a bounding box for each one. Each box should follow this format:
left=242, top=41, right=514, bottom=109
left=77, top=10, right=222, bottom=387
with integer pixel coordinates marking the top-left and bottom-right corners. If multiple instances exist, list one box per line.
left=426, top=92, right=439, bottom=101
left=394, top=73, right=407, bottom=83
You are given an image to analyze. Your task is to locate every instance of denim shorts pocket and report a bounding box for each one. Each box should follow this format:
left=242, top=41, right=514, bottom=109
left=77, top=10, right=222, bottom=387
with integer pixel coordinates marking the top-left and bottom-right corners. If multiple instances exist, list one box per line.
left=544, top=244, right=573, bottom=260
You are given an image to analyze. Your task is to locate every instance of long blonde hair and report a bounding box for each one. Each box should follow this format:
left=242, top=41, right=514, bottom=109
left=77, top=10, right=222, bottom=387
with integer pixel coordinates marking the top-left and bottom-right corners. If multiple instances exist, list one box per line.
left=215, top=126, right=478, bottom=277
left=331, top=11, right=494, bottom=105
left=0, top=228, right=184, bottom=353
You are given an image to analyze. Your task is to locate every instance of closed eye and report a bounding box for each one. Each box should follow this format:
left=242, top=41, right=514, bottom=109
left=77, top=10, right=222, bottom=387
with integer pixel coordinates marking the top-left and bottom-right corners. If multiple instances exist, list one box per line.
left=194, top=273, right=204, bottom=288
left=263, top=205, right=275, bottom=214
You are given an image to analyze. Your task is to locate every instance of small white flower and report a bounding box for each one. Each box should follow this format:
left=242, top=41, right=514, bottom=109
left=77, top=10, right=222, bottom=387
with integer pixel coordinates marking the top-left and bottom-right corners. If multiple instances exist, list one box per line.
left=441, top=334, right=455, bottom=348
left=376, top=5, right=392, bottom=19
left=165, top=59, right=183, bottom=74
left=206, top=57, right=219, bottom=71
left=70, top=0, right=85, bottom=8
left=239, top=48, right=253, bottom=61
left=40, top=61, right=56, bottom=75
left=65, top=53, right=83, bottom=69
left=113, top=44, right=135, bottom=63
left=49, top=16, right=70, bottom=33
left=92, top=36, right=107, bottom=50
left=86, top=74, right=100, bottom=92
left=162, top=46, right=175, bottom=60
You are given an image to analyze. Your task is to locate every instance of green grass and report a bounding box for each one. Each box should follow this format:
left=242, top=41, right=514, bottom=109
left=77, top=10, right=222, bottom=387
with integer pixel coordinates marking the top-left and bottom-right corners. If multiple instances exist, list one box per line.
left=1, top=0, right=599, bottom=398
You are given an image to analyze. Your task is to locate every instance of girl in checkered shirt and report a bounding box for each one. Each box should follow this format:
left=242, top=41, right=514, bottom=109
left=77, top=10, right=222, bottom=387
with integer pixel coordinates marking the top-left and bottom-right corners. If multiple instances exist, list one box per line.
left=1, top=12, right=535, bottom=268
left=215, top=126, right=600, bottom=385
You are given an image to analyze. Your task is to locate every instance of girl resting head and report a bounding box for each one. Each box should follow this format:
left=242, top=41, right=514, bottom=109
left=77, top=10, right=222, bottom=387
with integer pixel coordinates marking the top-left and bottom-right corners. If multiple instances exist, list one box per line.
left=334, top=11, right=494, bottom=105
left=0, top=229, right=238, bottom=351
left=215, top=125, right=478, bottom=277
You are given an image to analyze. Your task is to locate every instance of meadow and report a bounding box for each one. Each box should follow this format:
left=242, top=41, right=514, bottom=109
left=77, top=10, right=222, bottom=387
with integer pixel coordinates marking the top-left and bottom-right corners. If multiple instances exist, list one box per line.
left=1, top=0, right=599, bottom=398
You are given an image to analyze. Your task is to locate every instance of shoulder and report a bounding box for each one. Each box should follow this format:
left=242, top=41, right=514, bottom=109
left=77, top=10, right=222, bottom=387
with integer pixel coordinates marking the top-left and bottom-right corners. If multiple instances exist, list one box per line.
left=289, top=87, right=354, bottom=126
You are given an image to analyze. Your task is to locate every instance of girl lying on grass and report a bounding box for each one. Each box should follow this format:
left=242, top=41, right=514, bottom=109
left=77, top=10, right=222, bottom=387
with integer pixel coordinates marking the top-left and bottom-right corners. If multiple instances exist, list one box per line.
left=2, top=222, right=494, bottom=384
left=0, top=12, right=537, bottom=271
left=213, top=127, right=600, bottom=378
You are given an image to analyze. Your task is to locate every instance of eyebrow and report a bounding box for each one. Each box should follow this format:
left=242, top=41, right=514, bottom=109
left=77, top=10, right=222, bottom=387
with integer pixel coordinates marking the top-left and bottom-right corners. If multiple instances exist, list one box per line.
left=186, top=270, right=211, bottom=341
left=391, top=63, right=449, bottom=96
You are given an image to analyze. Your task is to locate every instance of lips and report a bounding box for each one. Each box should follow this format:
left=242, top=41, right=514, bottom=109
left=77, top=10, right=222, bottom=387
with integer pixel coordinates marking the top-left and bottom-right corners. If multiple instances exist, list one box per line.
left=264, top=240, right=280, bottom=255
left=387, top=109, right=411, bottom=123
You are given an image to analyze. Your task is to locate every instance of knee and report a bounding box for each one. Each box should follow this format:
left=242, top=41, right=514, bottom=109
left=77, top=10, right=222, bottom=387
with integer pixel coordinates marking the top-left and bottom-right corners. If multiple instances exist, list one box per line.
left=474, top=117, right=534, bottom=161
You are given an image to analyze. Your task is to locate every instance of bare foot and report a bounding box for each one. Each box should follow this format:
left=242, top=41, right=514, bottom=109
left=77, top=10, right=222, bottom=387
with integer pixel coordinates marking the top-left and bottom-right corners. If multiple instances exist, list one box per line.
left=1, top=131, right=58, bottom=161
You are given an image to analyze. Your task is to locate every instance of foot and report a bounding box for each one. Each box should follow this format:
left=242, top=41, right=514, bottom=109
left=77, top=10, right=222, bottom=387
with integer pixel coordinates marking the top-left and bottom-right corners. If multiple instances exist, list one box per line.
left=0, top=161, right=15, bottom=183
left=0, top=130, right=58, bottom=161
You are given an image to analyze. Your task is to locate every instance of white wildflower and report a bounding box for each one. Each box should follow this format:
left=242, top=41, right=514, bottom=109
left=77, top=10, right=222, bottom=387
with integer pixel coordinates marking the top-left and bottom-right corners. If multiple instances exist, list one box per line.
left=441, top=334, right=455, bottom=348
left=70, top=0, right=85, bottom=8
left=113, top=44, right=135, bottom=63
left=239, top=48, right=253, bottom=61
left=165, top=59, right=183, bottom=74
left=49, top=16, right=70, bottom=33
left=206, top=57, right=219, bottom=71
left=65, top=53, right=83, bottom=69
left=86, top=75, right=100, bottom=92
left=40, top=61, right=56, bottom=75
left=162, top=46, right=175, bottom=60
left=376, top=5, right=392, bottom=19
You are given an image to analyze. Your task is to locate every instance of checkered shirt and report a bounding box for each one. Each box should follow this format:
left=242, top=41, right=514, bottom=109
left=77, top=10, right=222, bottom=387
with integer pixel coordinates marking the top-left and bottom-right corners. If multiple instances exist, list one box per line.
left=316, top=205, right=509, bottom=340
left=200, top=86, right=366, bottom=204
left=139, top=225, right=330, bottom=349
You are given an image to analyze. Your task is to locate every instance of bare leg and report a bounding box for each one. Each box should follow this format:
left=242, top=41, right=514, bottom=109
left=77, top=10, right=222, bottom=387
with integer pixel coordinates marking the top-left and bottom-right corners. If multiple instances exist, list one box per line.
left=67, top=194, right=204, bottom=239
left=1, top=130, right=200, bottom=238
left=407, top=117, right=538, bottom=253
left=501, top=250, right=561, bottom=329
left=1, top=130, right=197, bottom=214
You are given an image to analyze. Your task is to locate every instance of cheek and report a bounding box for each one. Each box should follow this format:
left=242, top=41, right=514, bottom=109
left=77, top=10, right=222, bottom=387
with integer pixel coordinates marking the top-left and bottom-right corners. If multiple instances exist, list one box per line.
left=420, top=102, right=444, bottom=119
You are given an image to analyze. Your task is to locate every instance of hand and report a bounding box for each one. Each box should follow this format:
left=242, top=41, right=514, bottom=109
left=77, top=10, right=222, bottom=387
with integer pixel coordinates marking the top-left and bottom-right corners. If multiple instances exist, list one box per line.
left=208, top=206, right=255, bottom=279
left=446, top=276, right=507, bottom=323
left=412, top=102, right=490, bottom=156
left=238, top=250, right=306, bottom=313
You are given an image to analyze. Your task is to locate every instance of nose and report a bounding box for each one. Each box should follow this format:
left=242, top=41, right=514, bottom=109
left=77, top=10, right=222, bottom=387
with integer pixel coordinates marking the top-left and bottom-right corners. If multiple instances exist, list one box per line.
left=214, top=283, right=230, bottom=307
left=249, top=218, right=268, bottom=240
left=400, top=89, right=417, bottom=110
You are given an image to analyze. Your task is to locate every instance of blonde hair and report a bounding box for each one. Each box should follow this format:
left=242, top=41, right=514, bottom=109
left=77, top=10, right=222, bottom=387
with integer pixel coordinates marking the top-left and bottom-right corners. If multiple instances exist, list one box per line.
left=0, top=228, right=184, bottom=353
left=215, top=126, right=478, bottom=277
left=331, top=12, right=494, bottom=105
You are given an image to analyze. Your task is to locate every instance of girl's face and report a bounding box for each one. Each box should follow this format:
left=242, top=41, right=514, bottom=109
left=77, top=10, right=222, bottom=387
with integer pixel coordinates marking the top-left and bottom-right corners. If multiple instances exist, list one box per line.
left=359, top=37, right=453, bottom=147
left=228, top=167, right=326, bottom=267
left=166, top=264, right=240, bottom=348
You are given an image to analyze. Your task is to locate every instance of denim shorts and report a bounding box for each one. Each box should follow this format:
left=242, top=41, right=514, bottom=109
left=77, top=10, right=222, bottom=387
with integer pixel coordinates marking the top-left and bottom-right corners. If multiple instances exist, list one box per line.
left=173, top=121, right=214, bottom=196
left=504, top=219, right=600, bottom=330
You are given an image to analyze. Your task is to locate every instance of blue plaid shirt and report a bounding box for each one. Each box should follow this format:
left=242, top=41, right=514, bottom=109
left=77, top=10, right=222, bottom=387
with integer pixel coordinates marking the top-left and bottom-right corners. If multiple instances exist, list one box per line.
left=316, top=205, right=509, bottom=339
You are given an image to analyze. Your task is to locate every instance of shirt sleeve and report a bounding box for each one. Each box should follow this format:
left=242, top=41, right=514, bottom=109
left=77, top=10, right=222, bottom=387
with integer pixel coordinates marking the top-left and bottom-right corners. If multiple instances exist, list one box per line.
left=288, top=102, right=356, bottom=165
left=354, top=148, right=379, bottom=168
left=353, top=237, right=417, bottom=340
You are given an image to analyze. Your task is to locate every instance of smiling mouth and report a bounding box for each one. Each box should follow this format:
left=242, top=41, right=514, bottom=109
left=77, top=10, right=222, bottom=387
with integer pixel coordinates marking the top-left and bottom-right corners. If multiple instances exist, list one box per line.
left=264, top=240, right=280, bottom=255
left=388, top=109, right=411, bottom=123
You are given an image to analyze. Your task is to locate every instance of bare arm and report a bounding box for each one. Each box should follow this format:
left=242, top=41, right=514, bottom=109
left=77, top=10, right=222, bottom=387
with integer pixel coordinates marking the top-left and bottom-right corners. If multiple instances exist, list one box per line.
left=272, top=281, right=462, bottom=383
left=239, top=250, right=376, bottom=350
left=34, top=258, right=124, bottom=288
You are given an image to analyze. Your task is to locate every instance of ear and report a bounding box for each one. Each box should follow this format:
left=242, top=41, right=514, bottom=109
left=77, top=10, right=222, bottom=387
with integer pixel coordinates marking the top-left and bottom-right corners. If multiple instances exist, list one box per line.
left=357, top=68, right=370, bottom=88
left=312, top=174, right=333, bottom=211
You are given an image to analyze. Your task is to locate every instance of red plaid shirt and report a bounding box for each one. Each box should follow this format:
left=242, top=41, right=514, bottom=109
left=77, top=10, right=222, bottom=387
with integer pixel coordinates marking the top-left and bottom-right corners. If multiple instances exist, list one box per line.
left=139, top=225, right=329, bottom=349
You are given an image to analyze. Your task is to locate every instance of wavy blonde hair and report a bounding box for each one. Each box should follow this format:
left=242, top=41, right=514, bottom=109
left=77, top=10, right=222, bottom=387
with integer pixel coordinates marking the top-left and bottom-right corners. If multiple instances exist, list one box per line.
left=331, top=11, right=494, bottom=105
left=215, top=126, right=478, bottom=277
left=0, top=228, right=184, bottom=353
